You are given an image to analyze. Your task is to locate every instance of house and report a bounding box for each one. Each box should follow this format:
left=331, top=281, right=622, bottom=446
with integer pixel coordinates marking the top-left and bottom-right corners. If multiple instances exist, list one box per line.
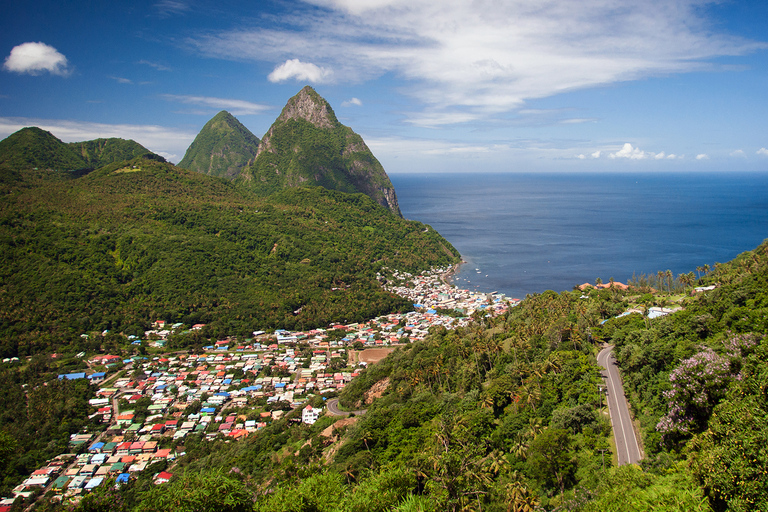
left=301, top=405, right=322, bottom=425
left=154, top=471, right=173, bottom=484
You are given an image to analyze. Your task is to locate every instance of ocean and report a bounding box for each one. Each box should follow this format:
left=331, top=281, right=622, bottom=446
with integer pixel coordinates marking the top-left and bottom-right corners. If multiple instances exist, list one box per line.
left=390, top=172, right=768, bottom=299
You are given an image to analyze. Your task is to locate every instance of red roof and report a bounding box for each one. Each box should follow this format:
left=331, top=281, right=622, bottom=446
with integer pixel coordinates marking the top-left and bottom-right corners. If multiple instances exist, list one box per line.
left=155, top=471, right=173, bottom=482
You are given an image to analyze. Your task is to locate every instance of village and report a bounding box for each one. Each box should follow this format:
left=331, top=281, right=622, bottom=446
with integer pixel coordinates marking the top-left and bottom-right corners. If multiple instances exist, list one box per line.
left=2, top=267, right=516, bottom=509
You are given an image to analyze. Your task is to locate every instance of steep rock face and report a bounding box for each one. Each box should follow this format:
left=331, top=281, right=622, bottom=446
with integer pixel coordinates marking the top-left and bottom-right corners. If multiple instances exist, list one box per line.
left=243, top=86, right=401, bottom=216
left=178, top=111, right=260, bottom=179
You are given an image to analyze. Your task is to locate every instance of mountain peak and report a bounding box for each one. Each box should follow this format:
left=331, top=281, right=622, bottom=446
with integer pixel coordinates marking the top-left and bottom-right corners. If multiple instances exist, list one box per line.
left=178, top=110, right=260, bottom=179
left=276, top=86, right=338, bottom=129
left=244, top=87, right=401, bottom=216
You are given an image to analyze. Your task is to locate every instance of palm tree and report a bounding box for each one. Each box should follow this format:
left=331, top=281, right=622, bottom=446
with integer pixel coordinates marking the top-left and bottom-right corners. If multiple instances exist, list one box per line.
left=665, top=269, right=673, bottom=293
left=525, top=417, right=543, bottom=439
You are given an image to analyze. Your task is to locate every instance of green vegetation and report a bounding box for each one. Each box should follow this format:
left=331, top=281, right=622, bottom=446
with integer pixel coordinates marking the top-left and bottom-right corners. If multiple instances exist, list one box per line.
left=178, top=110, right=261, bottom=179
left=240, top=86, right=401, bottom=216
left=0, top=154, right=459, bottom=358
left=0, top=356, right=97, bottom=494
left=47, top=240, right=768, bottom=511
left=0, top=126, right=154, bottom=175
left=3, top=117, right=767, bottom=511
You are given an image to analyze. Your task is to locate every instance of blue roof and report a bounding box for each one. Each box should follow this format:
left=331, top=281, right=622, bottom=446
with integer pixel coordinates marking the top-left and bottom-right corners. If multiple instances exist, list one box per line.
left=274, top=383, right=286, bottom=388
left=89, top=372, right=106, bottom=379
left=116, top=473, right=130, bottom=483
left=58, top=372, right=86, bottom=380
left=200, top=407, right=216, bottom=413
left=214, top=392, right=230, bottom=397
left=89, top=442, right=105, bottom=451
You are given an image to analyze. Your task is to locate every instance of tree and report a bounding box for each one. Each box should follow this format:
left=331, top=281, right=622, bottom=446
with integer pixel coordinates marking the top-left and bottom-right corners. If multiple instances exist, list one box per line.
left=133, top=469, right=254, bottom=512
left=526, top=428, right=574, bottom=495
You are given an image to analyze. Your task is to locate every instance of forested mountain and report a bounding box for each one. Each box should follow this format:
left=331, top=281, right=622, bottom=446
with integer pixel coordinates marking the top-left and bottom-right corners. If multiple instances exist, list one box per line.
left=238, top=86, right=401, bottom=216
left=177, top=111, right=261, bottom=179
left=0, top=154, right=458, bottom=359
left=0, top=127, right=154, bottom=174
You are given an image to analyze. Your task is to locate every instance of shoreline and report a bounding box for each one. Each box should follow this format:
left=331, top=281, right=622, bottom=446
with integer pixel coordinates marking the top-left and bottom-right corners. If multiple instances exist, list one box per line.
left=440, top=260, right=465, bottom=288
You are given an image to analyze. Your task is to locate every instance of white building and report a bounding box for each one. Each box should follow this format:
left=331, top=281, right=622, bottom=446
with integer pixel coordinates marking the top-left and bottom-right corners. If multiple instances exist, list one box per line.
left=301, top=405, right=322, bottom=425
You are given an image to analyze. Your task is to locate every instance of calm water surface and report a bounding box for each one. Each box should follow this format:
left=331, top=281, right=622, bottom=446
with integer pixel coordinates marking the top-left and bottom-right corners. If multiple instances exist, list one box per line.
left=390, top=172, right=768, bottom=299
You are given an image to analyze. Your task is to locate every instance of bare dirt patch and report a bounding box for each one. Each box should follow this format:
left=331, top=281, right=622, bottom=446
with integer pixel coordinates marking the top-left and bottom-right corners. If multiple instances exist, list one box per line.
left=320, top=417, right=357, bottom=438
left=363, top=377, right=390, bottom=405
left=358, top=347, right=396, bottom=364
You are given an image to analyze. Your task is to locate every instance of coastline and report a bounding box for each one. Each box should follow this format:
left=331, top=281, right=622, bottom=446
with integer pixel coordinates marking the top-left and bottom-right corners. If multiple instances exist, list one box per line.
left=440, top=260, right=466, bottom=288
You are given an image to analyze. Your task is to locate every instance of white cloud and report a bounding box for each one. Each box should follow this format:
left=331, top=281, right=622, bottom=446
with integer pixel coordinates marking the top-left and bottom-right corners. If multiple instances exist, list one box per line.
left=110, top=76, right=133, bottom=84
left=591, top=150, right=601, bottom=159
left=609, top=143, right=649, bottom=160
left=189, top=0, right=766, bottom=126
left=757, top=148, right=768, bottom=156
left=730, top=149, right=746, bottom=158
left=0, top=117, right=196, bottom=164
left=138, top=60, right=172, bottom=71
left=342, top=97, right=363, bottom=107
left=161, top=94, right=272, bottom=115
left=3, top=42, right=71, bottom=76
left=267, top=59, right=333, bottom=83
left=696, top=153, right=709, bottom=160
left=607, top=143, right=682, bottom=160
left=155, top=0, right=190, bottom=18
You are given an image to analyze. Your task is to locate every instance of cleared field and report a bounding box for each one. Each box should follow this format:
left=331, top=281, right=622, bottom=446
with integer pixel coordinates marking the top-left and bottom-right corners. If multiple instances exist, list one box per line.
left=358, top=347, right=397, bottom=364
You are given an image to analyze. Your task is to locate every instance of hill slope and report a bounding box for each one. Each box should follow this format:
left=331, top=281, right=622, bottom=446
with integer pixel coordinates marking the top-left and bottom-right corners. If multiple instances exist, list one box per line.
left=239, top=86, right=401, bottom=216
left=0, top=127, right=157, bottom=176
left=0, top=155, right=459, bottom=358
left=0, top=127, right=86, bottom=171
left=178, top=110, right=261, bottom=179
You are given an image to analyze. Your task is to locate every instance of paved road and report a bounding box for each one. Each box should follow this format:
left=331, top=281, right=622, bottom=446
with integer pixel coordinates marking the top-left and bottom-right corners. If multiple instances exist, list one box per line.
left=326, top=398, right=366, bottom=417
left=597, top=345, right=642, bottom=466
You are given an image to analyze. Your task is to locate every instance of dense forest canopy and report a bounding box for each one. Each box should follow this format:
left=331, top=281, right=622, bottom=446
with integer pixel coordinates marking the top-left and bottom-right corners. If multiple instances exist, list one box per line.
left=6, top=238, right=760, bottom=511
left=2, top=122, right=767, bottom=511
left=0, top=154, right=459, bottom=358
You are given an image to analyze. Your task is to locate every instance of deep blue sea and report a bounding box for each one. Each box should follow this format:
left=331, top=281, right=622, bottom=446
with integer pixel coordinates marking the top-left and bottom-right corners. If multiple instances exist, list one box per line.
left=390, top=172, right=768, bottom=299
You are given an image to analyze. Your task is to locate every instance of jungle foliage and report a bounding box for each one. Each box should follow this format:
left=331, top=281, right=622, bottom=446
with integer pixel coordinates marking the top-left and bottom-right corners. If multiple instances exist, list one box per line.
left=0, top=127, right=154, bottom=174
left=0, top=154, right=459, bottom=358
left=62, top=240, right=768, bottom=512
left=177, top=111, right=260, bottom=179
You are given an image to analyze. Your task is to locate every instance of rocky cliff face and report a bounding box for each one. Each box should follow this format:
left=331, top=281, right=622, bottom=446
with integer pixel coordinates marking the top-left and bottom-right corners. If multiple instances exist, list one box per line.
left=242, top=86, right=401, bottom=216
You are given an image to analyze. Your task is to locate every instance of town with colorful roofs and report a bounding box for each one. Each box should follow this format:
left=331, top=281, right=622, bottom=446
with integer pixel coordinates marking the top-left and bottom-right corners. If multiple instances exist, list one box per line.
left=1, top=267, right=517, bottom=509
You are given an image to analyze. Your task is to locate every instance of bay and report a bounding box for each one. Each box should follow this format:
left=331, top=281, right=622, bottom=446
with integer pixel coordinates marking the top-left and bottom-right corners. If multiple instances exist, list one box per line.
left=390, top=172, right=768, bottom=299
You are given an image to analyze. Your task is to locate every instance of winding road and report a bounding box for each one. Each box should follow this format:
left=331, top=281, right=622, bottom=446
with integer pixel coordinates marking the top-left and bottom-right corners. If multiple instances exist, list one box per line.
left=326, top=398, right=367, bottom=417
left=597, top=345, right=642, bottom=466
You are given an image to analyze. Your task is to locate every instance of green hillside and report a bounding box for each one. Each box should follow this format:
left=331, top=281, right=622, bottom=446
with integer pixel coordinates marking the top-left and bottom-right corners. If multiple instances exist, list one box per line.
left=0, top=154, right=459, bottom=358
left=240, top=86, right=401, bottom=216
left=178, top=110, right=261, bottom=179
left=0, top=127, right=86, bottom=171
left=57, top=240, right=765, bottom=512
left=67, top=138, right=152, bottom=169
left=0, top=127, right=157, bottom=179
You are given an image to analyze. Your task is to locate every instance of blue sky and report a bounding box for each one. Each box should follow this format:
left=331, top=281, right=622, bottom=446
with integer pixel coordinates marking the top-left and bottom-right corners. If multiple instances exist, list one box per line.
left=1, top=0, right=767, bottom=173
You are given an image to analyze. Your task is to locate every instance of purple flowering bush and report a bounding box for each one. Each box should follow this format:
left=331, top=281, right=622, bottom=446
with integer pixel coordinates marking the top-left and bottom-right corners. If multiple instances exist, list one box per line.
left=656, top=333, right=761, bottom=438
